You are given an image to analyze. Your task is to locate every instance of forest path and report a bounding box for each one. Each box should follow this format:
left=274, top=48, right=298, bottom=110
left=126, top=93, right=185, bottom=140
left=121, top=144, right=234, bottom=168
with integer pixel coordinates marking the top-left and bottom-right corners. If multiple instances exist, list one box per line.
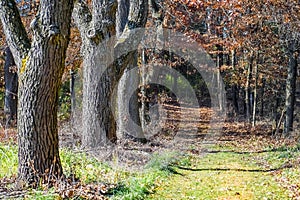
left=149, top=104, right=300, bottom=200
left=149, top=143, right=291, bottom=199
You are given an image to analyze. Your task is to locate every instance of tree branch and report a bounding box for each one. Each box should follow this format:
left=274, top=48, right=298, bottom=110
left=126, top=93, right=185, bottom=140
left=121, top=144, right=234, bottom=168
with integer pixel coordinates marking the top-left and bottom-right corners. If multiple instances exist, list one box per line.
left=115, top=0, right=148, bottom=51
left=116, top=0, right=130, bottom=38
left=114, top=0, right=148, bottom=80
left=127, top=0, right=148, bottom=29
left=0, top=0, right=30, bottom=68
left=73, top=0, right=92, bottom=36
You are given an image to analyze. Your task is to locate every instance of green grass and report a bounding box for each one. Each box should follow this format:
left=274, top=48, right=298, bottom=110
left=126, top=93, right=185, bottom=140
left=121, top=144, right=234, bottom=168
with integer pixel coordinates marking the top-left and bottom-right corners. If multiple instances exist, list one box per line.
left=1, top=142, right=299, bottom=200
left=150, top=144, right=299, bottom=200
left=111, top=151, right=189, bottom=200
left=0, top=144, right=18, bottom=178
left=60, top=148, right=112, bottom=183
left=26, top=188, right=59, bottom=200
left=0, top=144, right=187, bottom=199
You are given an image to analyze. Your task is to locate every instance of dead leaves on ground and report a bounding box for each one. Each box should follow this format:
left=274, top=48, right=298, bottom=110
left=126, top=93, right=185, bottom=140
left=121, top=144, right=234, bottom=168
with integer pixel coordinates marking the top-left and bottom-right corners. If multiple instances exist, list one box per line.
left=0, top=176, right=116, bottom=200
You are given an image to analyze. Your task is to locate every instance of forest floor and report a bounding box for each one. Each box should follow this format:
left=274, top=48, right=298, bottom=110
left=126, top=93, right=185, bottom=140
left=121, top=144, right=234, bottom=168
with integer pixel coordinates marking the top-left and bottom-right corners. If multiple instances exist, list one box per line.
left=149, top=132, right=300, bottom=199
left=0, top=103, right=300, bottom=199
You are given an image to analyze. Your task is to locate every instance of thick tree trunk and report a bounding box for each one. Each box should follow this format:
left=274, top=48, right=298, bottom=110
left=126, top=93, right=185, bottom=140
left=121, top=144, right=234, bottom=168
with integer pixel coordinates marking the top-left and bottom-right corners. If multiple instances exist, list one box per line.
left=138, top=0, right=164, bottom=135
left=272, top=92, right=281, bottom=133
left=117, top=57, right=144, bottom=140
left=1, top=0, right=74, bottom=185
left=19, top=1, right=74, bottom=185
left=83, top=47, right=117, bottom=147
left=74, top=1, right=118, bottom=148
left=284, top=49, right=297, bottom=135
left=116, top=0, right=130, bottom=38
left=74, top=0, right=148, bottom=148
left=217, top=68, right=225, bottom=112
left=216, top=42, right=224, bottom=112
left=116, top=0, right=143, bottom=140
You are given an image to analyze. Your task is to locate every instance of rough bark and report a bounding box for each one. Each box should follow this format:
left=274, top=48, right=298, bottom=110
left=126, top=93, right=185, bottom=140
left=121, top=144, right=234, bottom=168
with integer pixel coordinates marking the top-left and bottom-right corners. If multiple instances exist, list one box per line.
left=138, top=0, right=164, bottom=135
left=74, top=0, right=148, bottom=148
left=0, top=0, right=74, bottom=185
left=116, top=0, right=130, bottom=38
left=117, top=56, right=144, bottom=140
left=116, top=0, right=144, bottom=140
left=114, top=0, right=148, bottom=140
left=217, top=66, right=224, bottom=112
left=74, top=0, right=118, bottom=148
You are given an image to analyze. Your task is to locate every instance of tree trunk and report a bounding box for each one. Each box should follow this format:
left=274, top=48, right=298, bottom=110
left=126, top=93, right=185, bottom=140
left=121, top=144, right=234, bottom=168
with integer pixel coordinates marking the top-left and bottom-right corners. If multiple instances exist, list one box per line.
left=74, top=0, right=148, bottom=148
left=231, top=50, right=239, bottom=115
left=116, top=0, right=130, bottom=38
left=272, top=92, right=281, bottom=133
left=252, top=55, right=258, bottom=127
left=139, top=49, right=150, bottom=133
left=232, top=85, right=239, bottom=115
left=245, top=54, right=253, bottom=122
left=216, top=32, right=224, bottom=112
left=138, top=0, right=165, bottom=135
left=116, top=0, right=144, bottom=140
left=0, top=0, right=74, bottom=185
left=260, top=78, right=265, bottom=117
left=70, top=69, right=76, bottom=120
left=284, top=49, right=297, bottom=135
left=117, top=57, right=144, bottom=140
left=4, top=47, right=18, bottom=129
left=217, top=68, right=225, bottom=112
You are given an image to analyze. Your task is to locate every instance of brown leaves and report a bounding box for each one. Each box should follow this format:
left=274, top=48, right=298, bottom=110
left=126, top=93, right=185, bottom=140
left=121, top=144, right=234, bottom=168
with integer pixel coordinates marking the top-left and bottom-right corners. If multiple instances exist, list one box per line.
left=58, top=182, right=113, bottom=200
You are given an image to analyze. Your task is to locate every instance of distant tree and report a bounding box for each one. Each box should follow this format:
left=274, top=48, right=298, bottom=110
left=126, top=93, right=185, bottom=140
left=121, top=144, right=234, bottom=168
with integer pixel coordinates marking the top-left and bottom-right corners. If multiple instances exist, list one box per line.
left=281, top=25, right=300, bottom=135
left=0, top=0, right=74, bottom=186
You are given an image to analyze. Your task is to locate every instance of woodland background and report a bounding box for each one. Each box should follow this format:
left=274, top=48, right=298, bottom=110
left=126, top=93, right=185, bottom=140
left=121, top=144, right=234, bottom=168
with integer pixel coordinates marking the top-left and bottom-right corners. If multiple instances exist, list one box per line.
left=0, top=0, right=299, bottom=199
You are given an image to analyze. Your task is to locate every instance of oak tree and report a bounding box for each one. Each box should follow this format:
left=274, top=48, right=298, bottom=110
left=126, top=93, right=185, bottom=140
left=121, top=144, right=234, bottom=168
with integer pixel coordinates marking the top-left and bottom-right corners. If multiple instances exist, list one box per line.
left=74, top=0, right=148, bottom=148
left=0, top=0, right=74, bottom=185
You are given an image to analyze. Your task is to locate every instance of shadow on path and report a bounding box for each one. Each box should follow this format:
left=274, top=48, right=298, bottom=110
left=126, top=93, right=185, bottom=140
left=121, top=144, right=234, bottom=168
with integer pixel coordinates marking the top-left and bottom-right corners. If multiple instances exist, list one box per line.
left=176, top=164, right=294, bottom=173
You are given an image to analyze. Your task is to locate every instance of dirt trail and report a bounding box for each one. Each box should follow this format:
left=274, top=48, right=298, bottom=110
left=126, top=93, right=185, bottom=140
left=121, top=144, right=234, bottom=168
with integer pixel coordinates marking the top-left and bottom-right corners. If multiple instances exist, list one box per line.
left=145, top=104, right=298, bottom=200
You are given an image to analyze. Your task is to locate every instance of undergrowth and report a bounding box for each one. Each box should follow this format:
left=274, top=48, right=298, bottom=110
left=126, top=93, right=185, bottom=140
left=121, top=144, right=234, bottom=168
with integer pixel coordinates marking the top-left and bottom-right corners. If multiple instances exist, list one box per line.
left=0, top=144, right=189, bottom=199
left=111, top=151, right=190, bottom=200
left=1, top=141, right=299, bottom=199
left=0, top=144, right=18, bottom=178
